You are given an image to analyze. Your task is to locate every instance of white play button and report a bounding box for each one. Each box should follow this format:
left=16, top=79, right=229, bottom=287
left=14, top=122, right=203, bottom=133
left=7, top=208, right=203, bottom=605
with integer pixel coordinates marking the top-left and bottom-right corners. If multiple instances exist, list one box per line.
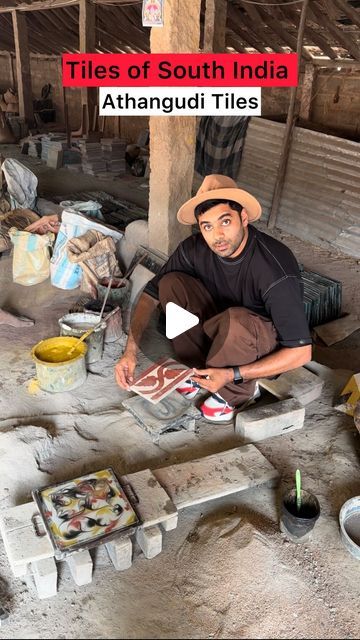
left=165, top=302, right=199, bottom=339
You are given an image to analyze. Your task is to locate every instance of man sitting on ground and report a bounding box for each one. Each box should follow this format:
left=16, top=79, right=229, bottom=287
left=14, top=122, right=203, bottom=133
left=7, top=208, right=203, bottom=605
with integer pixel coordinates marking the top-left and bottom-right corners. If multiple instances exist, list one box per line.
left=115, top=174, right=312, bottom=423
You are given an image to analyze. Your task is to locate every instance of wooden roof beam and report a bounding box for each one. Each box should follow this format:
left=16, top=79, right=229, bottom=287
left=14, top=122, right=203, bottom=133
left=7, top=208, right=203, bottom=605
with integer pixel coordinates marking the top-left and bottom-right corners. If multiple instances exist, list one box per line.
left=234, top=4, right=284, bottom=53
left=227, top=7, right=268, bottom=52
left=310, top=1, right=360, bottom=60
left=0, top=0, right=79, bottom=14
left=285, top=6, right=337, bottom=59
left=333, top=0, right=360, bottom=29
left=255, top=4, right=312, bottom=60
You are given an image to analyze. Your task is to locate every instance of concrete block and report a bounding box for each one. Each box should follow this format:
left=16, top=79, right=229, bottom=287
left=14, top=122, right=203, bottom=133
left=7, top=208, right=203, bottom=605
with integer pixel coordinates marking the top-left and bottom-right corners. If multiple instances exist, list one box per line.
left=136, top=525, right=162, bottom=559
left=258, top=367, right=324, bottom=405
left=161, top=513, right=179, bottom=532
left=10, top=561, right=28, bottom=578
left=0, top=502, right=40, bottom=535
left=121, top=469, right=178, bottom=528
left=31, top=557, right=57, bottom=599
left=66, top=550, right=93, bottom=586
left=235, top=398, right=305, bottom=443
left=2, top=521, right=54, bottom=568
left=105, top=536, right=133, bottom=571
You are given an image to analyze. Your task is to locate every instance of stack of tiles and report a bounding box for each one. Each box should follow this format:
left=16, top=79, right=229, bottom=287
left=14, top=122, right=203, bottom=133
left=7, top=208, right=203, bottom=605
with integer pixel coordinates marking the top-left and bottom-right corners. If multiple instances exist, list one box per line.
left=78, top=139, right=107, bottom=176
left=101, top=138, right=127, bottom=175
left=301, top=268, right=342, bottom=327
left=28, top=136, right=42, bottom=158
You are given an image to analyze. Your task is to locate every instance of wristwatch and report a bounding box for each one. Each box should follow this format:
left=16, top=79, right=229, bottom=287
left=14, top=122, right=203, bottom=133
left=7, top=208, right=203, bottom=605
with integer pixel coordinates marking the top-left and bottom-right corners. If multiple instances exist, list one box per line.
left=232, top=366, right=243, bottom=385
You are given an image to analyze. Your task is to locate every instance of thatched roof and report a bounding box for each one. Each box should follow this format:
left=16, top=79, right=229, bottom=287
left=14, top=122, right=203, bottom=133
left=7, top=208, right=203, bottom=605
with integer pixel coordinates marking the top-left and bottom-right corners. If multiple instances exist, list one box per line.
left=0, top=0, right=359, bottom=61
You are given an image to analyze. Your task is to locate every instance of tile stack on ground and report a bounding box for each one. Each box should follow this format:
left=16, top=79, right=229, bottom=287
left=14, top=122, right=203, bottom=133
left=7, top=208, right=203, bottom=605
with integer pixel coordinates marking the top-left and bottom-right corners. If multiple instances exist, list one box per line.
left=78, top=139, right=107, bottom=177
left=301, top=268, right=342, bottom=327
left=101, top=138, right=127, bottom=175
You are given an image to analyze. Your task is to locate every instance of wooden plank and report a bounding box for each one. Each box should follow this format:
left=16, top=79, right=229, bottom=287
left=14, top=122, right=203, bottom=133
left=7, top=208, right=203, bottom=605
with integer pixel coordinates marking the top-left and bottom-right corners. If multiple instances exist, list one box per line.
left=79, top=0, right=97, bottom=130
left=153, top=445, right=279, bottom=510
left=11, top=10, right=34, bottom=124
left=267, top=0, right=310, bottom=230
left=121, top=469, right=178, bottom=529
left=312, top=58, right=360, bottom=68
left=299, top=62, right=316, bottom=120
left=0, top=0, right=79, bottom=13
left=204, top=0, right=227, bottom=53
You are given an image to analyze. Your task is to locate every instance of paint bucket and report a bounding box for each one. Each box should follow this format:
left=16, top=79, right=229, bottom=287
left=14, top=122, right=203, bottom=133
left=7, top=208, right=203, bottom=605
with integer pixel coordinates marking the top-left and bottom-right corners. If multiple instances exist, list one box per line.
left=31, top=336, right=87, bottom=393
left=339, top=496, right=360, bottom=560
left=58, top=313, right=106, bottom=364
left=96, top=277, right=131, bottom=308
left=83, top=301, right=122, bottom=343
left=280, top=488, right=320, bottom=542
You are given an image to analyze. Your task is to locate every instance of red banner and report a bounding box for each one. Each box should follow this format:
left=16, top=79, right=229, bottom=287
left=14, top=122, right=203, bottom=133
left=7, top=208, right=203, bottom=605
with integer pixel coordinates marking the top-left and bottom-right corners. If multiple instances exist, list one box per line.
left=62, top=53, right=298, bottom=87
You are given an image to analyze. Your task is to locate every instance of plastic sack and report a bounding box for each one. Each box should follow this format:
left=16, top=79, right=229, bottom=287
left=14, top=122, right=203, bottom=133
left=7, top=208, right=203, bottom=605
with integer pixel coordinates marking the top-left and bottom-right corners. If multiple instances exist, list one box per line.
left=59, top=200, right=104, bottom=221
left=9, top=227, right=54, bottom=286
left=50, top=210, right=123, bottom=290
left=2, top=158, right=38, bottom=210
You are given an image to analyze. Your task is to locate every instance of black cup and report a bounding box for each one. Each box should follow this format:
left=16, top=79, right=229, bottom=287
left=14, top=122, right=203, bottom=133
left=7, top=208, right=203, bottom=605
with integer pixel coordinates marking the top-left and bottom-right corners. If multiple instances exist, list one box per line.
left=281, top=488, right=320, bottom=540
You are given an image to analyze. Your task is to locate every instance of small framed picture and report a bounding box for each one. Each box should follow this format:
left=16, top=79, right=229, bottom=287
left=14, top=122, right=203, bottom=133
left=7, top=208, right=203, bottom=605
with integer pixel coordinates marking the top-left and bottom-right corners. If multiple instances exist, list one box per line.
left=142, top=0, right=164, bottom=27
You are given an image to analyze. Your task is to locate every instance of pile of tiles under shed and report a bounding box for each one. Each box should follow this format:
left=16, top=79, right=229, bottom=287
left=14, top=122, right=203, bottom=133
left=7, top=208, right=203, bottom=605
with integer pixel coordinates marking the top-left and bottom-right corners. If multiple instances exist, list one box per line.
left=300, top=268, right=342, bottom=327
left=101, top=138, right=127, bottom=175
left=78, top=139, right=107, bottom=176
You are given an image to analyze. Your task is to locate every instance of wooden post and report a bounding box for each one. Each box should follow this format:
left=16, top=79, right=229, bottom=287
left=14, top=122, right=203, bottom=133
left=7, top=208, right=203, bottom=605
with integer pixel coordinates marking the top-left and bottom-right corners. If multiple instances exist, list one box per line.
left=299, top=63, right=316, bottom=121
left=203, top=0, right=227, bottom=53
left=267, top=0, right=310, bottom=230
left=11, top=10, right=34, bottom=125
left=79, top=0, right=97, bottom=136
left=148, top=0, right=202, bottom=256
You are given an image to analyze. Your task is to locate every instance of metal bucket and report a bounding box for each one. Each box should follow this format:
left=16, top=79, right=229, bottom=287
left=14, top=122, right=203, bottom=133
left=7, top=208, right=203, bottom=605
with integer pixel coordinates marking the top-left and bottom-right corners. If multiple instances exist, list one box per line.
left=83, top=301, right=122, bottom=343
left=339, top=496, right=360, bottom=560
left=58, top=312, right=106, bottom=364
left=31, top=336, right=87, bottom=393
left=96, top=277, right=131, bottom=308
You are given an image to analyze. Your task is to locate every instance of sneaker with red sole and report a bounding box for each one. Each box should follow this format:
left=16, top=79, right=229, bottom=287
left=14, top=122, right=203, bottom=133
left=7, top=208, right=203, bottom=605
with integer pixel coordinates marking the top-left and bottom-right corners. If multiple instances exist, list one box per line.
left=200, top=383, right=261, bottom=424
left=176, top=378, right=201, bottom=400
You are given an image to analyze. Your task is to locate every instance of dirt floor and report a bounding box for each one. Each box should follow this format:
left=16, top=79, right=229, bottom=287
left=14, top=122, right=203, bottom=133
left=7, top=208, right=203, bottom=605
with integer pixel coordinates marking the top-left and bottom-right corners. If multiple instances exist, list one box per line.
left=0, top=146, right=359, bottom=639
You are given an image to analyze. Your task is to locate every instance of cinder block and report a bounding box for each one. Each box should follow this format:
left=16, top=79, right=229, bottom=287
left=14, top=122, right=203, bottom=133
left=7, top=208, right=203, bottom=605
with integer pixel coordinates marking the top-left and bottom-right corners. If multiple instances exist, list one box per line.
left=161, top=513, right=178, bottom=532
left=258, top=367, right=324, bottom=405
left=31, top=557, right=57, bottom=599
left=136, top=525, right=162, bottom=559
left=66, top=550, right=93, bottom=586
left=2, top=521, right=54, bottom=568
left=235, top=398, right=305, bottom=443
left=105, top=536, right=133, bottom=571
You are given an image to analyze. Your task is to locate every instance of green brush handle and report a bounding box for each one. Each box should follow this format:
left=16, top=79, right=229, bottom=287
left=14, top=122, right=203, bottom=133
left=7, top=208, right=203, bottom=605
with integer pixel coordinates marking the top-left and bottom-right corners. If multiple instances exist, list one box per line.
left=295, top=469, right=302, bottom=512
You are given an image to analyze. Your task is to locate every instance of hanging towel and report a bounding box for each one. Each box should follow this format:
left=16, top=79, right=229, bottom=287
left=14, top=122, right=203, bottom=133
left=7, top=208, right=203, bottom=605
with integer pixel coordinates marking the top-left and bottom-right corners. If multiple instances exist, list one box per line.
left=195, top=116, right=250, bottom=178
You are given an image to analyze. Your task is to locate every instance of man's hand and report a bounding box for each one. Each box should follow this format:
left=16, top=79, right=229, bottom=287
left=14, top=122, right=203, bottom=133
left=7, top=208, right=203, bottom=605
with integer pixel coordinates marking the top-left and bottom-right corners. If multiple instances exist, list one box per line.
left=115, top=351, right=137, bottom=390
left=25, top=214, right=61, bottom=235
left=192, top=367, right=232, bottom=394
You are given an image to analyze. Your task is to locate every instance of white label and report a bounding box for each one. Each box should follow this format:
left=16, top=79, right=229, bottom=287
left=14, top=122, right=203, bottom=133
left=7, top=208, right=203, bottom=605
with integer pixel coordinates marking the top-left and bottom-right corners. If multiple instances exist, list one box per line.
left=99, top=86, right=261, bottom=116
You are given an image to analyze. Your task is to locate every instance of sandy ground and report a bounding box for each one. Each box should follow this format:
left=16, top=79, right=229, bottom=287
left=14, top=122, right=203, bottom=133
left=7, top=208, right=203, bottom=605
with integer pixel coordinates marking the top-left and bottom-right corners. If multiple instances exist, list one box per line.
left=0, top=148, right=359, bottom=639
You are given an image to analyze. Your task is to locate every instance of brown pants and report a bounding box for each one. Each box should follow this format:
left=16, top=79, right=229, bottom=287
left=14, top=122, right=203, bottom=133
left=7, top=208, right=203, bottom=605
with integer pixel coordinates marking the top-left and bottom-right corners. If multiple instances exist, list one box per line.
left=158, top=272, right=278, bottom=406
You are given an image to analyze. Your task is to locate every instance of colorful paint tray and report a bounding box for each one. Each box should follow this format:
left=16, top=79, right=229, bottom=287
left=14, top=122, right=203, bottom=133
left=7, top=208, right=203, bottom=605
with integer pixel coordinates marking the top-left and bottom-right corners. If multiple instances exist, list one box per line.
left=32, top=468, right=142, bottom=559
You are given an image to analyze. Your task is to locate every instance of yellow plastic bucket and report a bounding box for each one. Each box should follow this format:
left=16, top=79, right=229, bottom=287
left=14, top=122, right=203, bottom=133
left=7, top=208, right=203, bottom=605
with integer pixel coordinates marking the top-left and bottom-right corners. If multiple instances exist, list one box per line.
left=31, top=336, right=88, bottom=393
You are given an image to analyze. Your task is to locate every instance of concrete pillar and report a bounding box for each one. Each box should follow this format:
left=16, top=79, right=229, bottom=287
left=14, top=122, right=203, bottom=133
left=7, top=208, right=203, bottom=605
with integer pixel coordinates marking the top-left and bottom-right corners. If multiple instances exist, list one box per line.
left=148, top=0, right=202, bottom=256
left=203, top=0, right=227, bottom=53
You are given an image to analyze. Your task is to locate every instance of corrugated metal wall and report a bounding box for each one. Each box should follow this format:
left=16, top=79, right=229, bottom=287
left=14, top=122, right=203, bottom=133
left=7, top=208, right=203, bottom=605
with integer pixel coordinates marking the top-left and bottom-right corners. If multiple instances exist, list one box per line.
left=238, top=118, right=360, bottom=258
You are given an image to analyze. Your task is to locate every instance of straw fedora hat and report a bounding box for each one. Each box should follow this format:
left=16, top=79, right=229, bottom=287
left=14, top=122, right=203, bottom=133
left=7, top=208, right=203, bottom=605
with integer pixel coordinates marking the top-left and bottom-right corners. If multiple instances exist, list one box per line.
left=177, top=174, right=262, bottom=225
